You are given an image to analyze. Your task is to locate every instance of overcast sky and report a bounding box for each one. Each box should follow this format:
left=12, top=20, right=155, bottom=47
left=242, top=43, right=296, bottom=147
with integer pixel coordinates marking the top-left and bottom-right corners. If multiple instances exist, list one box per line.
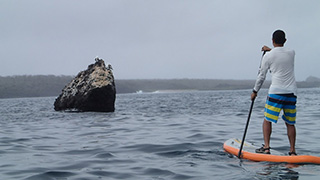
left=1, top=0, right=319, bottom=80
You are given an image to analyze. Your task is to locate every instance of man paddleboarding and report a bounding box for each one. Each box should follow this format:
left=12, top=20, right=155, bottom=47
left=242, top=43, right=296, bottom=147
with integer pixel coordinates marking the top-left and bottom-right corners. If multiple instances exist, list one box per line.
left=251, top=29, right=297, bottom=156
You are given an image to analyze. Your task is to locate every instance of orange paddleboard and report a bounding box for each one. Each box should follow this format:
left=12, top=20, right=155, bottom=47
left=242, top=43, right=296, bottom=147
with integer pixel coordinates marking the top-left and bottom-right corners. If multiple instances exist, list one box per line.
left=224, top=138, right=320, bottom=164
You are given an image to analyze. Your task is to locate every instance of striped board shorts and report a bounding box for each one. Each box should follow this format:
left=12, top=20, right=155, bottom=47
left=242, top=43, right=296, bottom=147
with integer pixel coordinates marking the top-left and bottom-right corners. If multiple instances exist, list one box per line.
left=264, top=94, right=297, bottom=125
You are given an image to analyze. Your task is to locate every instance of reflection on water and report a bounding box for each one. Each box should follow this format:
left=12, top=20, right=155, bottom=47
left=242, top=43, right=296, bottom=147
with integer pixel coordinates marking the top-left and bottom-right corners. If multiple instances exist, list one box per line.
left=256, top=163, right=299, bottom=180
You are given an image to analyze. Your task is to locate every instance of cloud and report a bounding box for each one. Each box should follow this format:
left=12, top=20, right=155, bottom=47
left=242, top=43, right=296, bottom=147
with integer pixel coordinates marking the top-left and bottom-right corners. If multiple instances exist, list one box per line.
left=0, top=0, right=320, bottom=81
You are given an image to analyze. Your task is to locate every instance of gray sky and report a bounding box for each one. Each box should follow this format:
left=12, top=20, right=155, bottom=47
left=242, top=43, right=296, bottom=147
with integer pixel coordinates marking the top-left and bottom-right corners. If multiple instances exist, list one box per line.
left=1, top=0, right=320, bottom=80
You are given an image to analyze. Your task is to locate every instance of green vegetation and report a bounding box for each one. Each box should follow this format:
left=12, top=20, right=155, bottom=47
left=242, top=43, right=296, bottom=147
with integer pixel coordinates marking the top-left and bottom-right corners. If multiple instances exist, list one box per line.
left=0, top=75, right=320, bottom=98
left=0, top=75, right=72, bottom=98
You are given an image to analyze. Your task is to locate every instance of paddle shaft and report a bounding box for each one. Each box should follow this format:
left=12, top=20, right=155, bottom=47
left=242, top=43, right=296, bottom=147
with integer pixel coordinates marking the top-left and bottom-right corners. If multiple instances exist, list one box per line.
left=237, top=51, right=266, bottom=158
left=237, top=99, right=254, bottom=158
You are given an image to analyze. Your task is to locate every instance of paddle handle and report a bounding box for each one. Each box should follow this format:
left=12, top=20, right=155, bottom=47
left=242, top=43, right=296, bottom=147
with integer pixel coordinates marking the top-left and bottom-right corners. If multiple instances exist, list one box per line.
left=238, top=100, right=254, bottom=158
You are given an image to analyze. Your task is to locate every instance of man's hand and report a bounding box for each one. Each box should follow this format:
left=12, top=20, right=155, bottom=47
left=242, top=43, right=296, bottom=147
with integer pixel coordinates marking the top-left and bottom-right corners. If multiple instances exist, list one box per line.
left=262, top=45, right=271, bottom=52
left=251, top=92, right=257, bottom=101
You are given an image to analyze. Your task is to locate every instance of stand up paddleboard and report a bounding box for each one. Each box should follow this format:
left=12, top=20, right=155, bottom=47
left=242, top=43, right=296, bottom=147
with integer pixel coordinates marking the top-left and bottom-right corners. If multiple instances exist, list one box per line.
left=224, top=138, right=320, bottom=164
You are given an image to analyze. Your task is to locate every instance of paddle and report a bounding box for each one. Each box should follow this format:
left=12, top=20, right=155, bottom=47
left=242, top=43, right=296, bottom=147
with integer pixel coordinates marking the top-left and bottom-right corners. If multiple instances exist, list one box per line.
left=237, top=99, right=254, bottom=158
left=237, top=51, right=266, bottom=158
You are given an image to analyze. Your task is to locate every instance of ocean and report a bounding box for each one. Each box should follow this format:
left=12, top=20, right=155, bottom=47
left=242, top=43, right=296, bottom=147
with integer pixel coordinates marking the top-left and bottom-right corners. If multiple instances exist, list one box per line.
left=1, top=88, right=320, bottom=180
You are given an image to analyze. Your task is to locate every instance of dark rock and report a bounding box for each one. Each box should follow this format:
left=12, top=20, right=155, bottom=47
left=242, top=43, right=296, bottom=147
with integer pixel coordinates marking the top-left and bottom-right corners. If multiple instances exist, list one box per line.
left=54, top=58, right=116, bottom=112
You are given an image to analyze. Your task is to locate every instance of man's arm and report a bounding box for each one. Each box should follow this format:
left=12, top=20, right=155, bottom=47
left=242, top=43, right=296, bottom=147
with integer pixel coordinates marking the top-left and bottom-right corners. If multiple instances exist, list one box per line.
left=251, top=46, right=271, bottom=101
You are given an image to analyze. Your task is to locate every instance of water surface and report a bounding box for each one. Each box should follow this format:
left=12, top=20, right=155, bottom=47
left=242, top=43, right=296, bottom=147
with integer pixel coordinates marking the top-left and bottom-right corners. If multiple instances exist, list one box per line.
left=1, top=88, right=320, bottom=179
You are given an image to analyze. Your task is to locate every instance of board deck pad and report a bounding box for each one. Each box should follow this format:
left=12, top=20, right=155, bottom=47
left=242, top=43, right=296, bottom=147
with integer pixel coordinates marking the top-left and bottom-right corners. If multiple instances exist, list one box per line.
left=224, top=138, right=284, bottom=155
left=224, top=138, right=320, bottom=164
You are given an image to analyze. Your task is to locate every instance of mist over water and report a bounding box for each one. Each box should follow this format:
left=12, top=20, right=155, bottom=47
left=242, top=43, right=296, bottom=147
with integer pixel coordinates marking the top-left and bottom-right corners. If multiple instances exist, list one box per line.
left=1, top=88, right=320, bottom=179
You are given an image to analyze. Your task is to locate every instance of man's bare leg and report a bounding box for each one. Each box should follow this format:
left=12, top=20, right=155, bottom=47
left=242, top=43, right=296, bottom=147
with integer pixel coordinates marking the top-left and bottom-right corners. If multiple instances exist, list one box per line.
left=286, top=123, right=296, bottom=155
left=263, top=119, right=272, bottom=153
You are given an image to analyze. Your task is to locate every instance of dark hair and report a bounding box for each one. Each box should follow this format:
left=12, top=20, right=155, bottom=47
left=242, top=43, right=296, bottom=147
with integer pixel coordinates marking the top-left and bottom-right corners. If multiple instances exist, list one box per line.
left=272, top=30, right=286, bottom=45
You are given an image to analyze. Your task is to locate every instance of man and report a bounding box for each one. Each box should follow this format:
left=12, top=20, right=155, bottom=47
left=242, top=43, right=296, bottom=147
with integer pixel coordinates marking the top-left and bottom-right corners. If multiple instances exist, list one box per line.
left=251, top=30, right=297, bottom=155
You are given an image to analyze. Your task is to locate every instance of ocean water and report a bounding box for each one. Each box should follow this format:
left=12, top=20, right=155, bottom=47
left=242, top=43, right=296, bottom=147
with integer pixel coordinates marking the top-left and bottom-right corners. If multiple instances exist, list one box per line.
left=1, top=88, right=320, bottom=180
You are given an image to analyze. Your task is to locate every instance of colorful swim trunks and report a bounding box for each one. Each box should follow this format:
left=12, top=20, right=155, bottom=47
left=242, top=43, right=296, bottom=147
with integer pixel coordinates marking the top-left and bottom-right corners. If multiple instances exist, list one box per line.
left=264, top=94, right=297, bottom=124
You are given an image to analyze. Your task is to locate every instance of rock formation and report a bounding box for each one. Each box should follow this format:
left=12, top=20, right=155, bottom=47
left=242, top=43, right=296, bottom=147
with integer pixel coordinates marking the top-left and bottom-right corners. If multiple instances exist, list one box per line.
left=54, top=58, right=116, bottom=112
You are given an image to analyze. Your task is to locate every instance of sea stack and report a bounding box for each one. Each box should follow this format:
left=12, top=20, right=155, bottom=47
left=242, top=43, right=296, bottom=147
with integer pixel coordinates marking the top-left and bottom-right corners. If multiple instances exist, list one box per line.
left=54, top=58, right=116, bottom=112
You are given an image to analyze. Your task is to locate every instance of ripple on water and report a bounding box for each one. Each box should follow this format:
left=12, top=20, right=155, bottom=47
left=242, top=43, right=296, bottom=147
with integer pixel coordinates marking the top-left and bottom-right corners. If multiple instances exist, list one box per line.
left=143, top=168, right=195, bottom=180
left=24, top=171, right=76, bottom=180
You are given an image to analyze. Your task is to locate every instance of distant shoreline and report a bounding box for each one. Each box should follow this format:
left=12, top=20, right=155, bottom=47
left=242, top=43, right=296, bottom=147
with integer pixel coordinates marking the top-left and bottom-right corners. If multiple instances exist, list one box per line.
left=0, top=75, right=320, bottom=98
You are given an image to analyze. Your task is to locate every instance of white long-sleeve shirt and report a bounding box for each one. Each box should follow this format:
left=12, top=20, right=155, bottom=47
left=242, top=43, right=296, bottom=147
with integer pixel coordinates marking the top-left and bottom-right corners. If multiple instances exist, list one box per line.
left=253, top=47, right=297, bottom=95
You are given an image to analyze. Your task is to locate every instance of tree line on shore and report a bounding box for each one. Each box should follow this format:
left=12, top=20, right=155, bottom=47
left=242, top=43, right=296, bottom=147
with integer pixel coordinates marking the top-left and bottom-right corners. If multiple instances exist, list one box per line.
left=0, top=75, right=320, bottom=98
